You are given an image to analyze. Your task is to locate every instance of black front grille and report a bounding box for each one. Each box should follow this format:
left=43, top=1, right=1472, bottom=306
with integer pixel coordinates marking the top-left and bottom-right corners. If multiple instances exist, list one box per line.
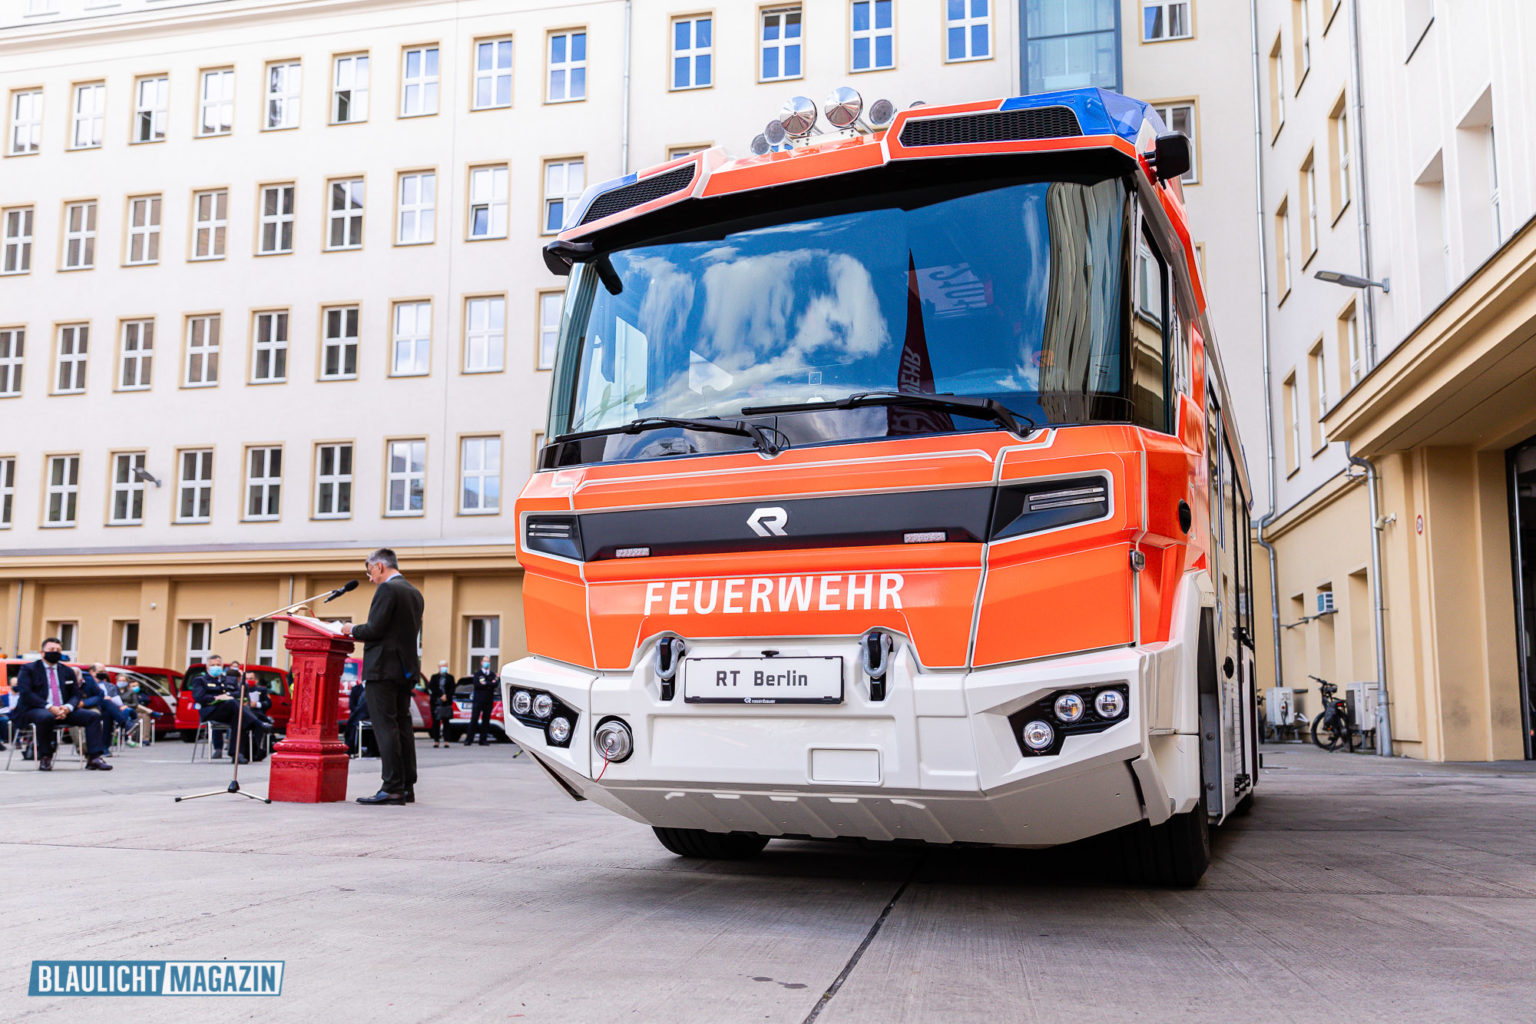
left=898, top=106, right=1083, bottom=148
left=578, top=165, right=697, bottom=225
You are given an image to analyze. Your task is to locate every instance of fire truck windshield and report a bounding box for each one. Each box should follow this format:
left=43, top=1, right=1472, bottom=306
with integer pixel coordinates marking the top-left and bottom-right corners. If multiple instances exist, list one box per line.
left=547, top=175, right=1134, bottom=463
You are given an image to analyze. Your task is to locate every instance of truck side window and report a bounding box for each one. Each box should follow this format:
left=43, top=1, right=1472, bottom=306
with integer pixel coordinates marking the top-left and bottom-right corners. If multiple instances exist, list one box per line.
left=1131, top=226, right=1169, bottom=432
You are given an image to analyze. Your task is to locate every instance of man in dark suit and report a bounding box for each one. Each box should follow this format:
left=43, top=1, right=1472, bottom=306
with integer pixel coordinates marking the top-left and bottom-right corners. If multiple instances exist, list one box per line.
left=465, top=659, right=499, bottom=746
left=13, top=637, right=112, bottom=771
left=343, top=548, right=424, bottom=805
left=424, top=661, right=454, bottom=748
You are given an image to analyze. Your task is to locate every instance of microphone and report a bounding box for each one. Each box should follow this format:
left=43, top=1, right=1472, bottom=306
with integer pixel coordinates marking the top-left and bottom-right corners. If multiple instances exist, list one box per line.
left=324, top=579, right=360, bottom=603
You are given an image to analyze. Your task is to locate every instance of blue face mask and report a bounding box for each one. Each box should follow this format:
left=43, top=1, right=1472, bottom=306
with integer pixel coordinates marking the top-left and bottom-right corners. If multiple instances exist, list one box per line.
left=481, top=662, right=491, bottom=671
left=208, top=666, right=224, bottom=677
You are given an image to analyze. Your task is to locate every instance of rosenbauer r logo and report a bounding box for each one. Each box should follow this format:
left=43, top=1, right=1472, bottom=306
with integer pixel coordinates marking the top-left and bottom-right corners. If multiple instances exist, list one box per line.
left=746, top=506, right=788, bottom=537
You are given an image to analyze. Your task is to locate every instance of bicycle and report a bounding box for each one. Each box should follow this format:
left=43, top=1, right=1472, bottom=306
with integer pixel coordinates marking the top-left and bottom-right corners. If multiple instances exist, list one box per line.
left=1309, top=676, right=1356, bottom=752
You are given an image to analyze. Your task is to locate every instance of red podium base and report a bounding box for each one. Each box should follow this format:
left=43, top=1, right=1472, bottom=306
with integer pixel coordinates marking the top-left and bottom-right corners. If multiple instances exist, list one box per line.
left=267, top=615, right=354, bottom=803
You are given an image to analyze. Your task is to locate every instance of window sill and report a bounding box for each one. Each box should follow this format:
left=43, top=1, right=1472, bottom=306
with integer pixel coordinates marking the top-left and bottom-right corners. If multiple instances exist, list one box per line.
left=1285, top=466, right=1300, bottom=480
left=123, top=260, right=159, bottom=268
left=115, top=385, right=151, bottom=393
left=173, top=519, right=211, bottom=526
left=470, top=104, right=513, bottom=113
left=323, top=245, right=363, bottom=254
left=457, top=508, right=500, bottom=517
left=393, top=240, right=436, bottom=248
left=1276, top=285, right=1292, bottom=307
left=41, top=523, right=79, bottom=529
left=1293, top=66, right=1310, bottom=97
left=129, top=138, right=166, bottom=146
left=66, top=145, right=103, bottom=152
left=1140, top=33, right=1194, bottom=45
left=249, top=378, right=287, bottom=386
left=107, top=520, right=144, bottom=527
left=1330, top=199, right=1351, bottom=227
left=59, top=265, right=95, bottom=273
left=194, top=131, right=232, bottom=140
left=757, top=74, right=805, bottom=85
left=466, top=234, right=508, bottom=243
left=51, top=389, right=86, bottom=396
left=261, top=125, right=300, bottom=133
left=189, top=254, right=227, bottom=262
left=384, top=511, right=426, bottom=518
left=312, top=514, right=353, bottom=521
left=1301, top=248, right=1318, bottom=272
left=1270, top=122, right=1284, bottom=146
left=4, top=150, right=40, bottom=158
left=254, top=250, right=294, bottom=258
left=180, top=381, right=219, bottom=389
left=0, top=269, right=31, bottom=277
left=849, top=66, right=896, bottom=75
left=319, top=374, right=359, bottom=383
left=668, top=83, right=714, bottom=93
left=388, top=371, right=431, bottom=379
left=398, top=110, right=440, bottom=120
left=328, top=118, right=369, bottom=127
left=242, top=517, right=280, bottom=523
left=543, top=96, right=588, bottom=105
left=942, top=53, right=995, bottom=64
left=463, top=366, right=505, bottom=375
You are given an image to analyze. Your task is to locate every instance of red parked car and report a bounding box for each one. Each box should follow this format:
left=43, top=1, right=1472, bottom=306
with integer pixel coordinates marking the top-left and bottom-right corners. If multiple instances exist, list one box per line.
left=340, top=656, right=433, bottom=730
left=448, top=677, right=507, bottom=742
left=175, top=664, right=292, bottom=740
left=102, top=665, right=183, bottom=738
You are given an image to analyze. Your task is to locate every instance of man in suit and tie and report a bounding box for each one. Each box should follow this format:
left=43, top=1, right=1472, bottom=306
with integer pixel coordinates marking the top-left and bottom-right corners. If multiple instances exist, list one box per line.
left=13, top=637, right=113, bottom=771
left=342, top=548, right=424, bottom=805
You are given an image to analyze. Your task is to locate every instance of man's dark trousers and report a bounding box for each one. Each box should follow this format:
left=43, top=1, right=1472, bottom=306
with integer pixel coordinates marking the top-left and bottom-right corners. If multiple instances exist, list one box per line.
left=364, top=680, right=417, bottom=794
left=467, top=698, right=493, bottom=744
left=13, top=708, right=105, bottom=758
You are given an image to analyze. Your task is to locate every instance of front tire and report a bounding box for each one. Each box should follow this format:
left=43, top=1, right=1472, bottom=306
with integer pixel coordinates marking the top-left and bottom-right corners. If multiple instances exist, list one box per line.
left=1120, top=792, right=1211, bottom=887
left=653, top=827, right=770, bottom=860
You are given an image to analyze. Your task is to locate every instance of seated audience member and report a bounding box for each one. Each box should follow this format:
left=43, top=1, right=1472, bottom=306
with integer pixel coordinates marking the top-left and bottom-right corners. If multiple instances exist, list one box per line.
left=12, top=638, right=112, bottom=771
left=344, top=681, right=370, bottom=757
left=81, top=664, right=137, bottom=750
left=0, top=685, right=17, bottom=752
left=189, top=655, right=272, bottom=764
left=120, top=679, right=161, bottom=739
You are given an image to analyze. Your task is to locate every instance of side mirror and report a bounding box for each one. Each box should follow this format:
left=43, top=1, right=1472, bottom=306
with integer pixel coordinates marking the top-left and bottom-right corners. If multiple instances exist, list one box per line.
left=1148, top=132, right=1191, bottom=182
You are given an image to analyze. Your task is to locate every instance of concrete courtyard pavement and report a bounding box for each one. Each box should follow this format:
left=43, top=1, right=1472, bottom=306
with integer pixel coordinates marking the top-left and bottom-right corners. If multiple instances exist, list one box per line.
left=4, top=738, right=1535, bottom=1023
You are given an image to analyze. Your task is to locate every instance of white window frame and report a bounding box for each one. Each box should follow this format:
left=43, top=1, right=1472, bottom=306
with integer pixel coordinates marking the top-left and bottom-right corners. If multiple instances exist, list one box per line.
left=110, top=451, right=146, bottom=525
left=185, top=621, right=213, bottom=666
left=464, top=296, right=505, bottom=372
left=119, top=621, right=140, bottom=665
left=1298, top=0, right=1312, bottom=75
left=1313, top=343, right=1329, bottom=444
left=1334, top=106, right=1351, bottom=211
left=2, top=206, right=33, bottom=275
left=1152, top=103, right=1198, bottom=183
left=467, top=165, right=508, bottom=240
left=400, top=45, right=440, bottom=117
left=264, top=61, right=301, bottom=130
left=119, top=319, right=153, bottom=390
left=45, top=454, right=80, bottom=527
left=245, top=445, right=282, bottom=521
left=396, top=171, right=435, bottom=244
left=850, top=0, right=895, bottom=73
left=321, top=305, right=359, bottom=380
left=1488, top=123, right=1502, bottom=245
left=466, top=616, right=500, bottom=674
left=125, top=195, right=161, bottom=265
left=671, top=16, right=713, bottom=90
left=1305, top=157, right=1319, bottom=257
left=314, top=442, right=353, bottom=519
left=547, top=30, right=587, bottom=102
left=459, top=436, right=501, bottom=514
left=71, top=82, right=105, bottom=149
left=542, top=159, right=584, bottom=235
left=256, top=621, right=277, bottom=665
left=0, top=327, right=22, bottom=396
left=258, top=184, right=295, bottom=255
left=0, top=456, right=13, bottom=528
left=176, top=448, right=214, bottom=524
left=184, top=314, right=220, bottom=387
left=1287, top=376, right=1301, bottom=468
left=945, top=0, right=992, bottom=61
left=56, top=324, right=88, bottom=394
left=63, top=200, right=96, bottom=269
left=538, top=291, right=561, bottom=370
left=332, top=53, right=369, bottom=124
left=473, top=37, right=513, bottom=110
left=192, top=189, right=227, bottom=260
left=198, top=68, right=234, bottom=137
left=53, top=623, right=78, bottom=662
left=760, top=7, right=803, bottom=82
left=9, top=88, right=42, bottom=155
left=1344, top=306, right=1362, bottom=385
left=327, top=177, right=364, bottom=250
left=1142, top=0, right=1193, bottom=42
left=251, top=310, right=289, bottom=383
left=391, top=301, right=432, bottom=376
left=133, top=74, right=168, bottom=143
left=385, top=439, right=426, bottom=517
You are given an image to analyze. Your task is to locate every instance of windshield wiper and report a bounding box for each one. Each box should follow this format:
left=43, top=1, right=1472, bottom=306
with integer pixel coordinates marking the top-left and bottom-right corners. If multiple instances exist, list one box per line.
left=552, top=416, right=786, bottom=455
left=741, top=391, right=1035, bottom=436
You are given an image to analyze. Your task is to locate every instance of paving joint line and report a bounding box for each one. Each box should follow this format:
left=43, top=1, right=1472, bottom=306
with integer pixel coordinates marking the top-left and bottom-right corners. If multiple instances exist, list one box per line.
left=801, top=855, right=921, bottom=1024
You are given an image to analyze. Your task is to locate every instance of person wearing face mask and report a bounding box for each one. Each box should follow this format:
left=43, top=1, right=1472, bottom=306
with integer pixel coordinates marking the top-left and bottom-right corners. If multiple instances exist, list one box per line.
left=190, top=655, right=272, bottom=763
left=424, top=660, right=455, bottom=748
left=465, top=657, right=498, bottom=747
left=13, top=637, right=112, bottom=771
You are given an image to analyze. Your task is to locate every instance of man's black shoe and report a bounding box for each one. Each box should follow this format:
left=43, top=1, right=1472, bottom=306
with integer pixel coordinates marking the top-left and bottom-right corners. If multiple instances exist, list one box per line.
left=404, top=789, right=415, bottom=804
left=38, top=755, right=53, bottom=771
left=85, top=756, right=113, bottom=771
left=356, top=790, right=405, bottom=805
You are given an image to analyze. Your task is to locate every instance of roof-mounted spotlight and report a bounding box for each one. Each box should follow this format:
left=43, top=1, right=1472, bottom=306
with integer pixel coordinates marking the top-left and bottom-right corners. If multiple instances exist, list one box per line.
left=823, top=86, right=863, bottom=129
left=749, top=134, right=770, bottom=156
left=778, top=95, right=819, bottom=138
left=867, top=97, right=896, bottom=128
left=764, top=118, right=787, bottom=147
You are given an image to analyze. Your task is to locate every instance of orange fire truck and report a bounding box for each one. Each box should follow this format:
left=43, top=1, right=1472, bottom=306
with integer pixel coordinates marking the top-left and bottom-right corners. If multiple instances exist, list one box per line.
left=505, top=87, right=1259, bottom=886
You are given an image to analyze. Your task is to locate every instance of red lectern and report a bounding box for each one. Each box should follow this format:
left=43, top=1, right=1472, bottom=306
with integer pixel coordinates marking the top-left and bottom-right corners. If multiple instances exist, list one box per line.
left=268, top=615, right=353, bottom=803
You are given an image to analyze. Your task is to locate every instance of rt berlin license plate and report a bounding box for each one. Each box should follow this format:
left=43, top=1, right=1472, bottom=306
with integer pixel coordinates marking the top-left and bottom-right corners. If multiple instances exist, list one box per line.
left=683, top=657, right=844, bottom=705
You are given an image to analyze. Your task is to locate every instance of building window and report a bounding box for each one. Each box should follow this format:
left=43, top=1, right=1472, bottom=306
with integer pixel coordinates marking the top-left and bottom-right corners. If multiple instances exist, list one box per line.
left=1021, top=0, right=1120, bottom=93
left=9, top=88, right=42, bottom=154
left=314, top=443, right=353, bottom=518
left=1339, top=302, right=1361, bottom=386
left=192, top=189, right=227, bottom=260
left=0, top=457, right=12, bottom=527
left=1487, top=123, right=1502, bottom=246
left=119, top=319, right=153, bottom=390
left=1415, top=151, right=1449, bottom=302
left=1151, top=103, right=1196, bottom=182
left=72, top=82, right=105, bottom=148
left=1293, top=0, right=1311, bottom=82
left=321, top=306, right=359, bottom=380
left=851, top=0, right=895, bottom=71
left=463, top=296, right=505, bottom=373
left=265, top=61, right=301, bottom=130
left=667, top=145, right=708, bottom=160
left=256, top=621, right=277, bottom=665
left=327, top=177, right=364, bottom=249
left=258, top=184, right=295, bottom=255
left=1282, top=372, right=1298, bottom=472
left=671, top=16, right=713, bottom=90
left=760, top=7, right=803, bottom=81
left=1309, top=341, right=1328, bottom=449
left=252, top=310, right=288, bottom=383
left=538, top=291, right=561, bottom=370
left=56, top=324, right=88, bottom=393
left=1274, top=196, right=1291, bottom=298
left=468, top=165, right=508, bottom=240
left=119, top=621, right=140, bottom=665
left=386, top=439, right=426, bottom=516
left=45, top=454, right=80, bottom=526
left=466, top=616, right=500, bottom=673
left=474, top=38, right=514, bottom=109
left=548, top=30, right=587, bottom=102
left=397, top=171, right=436, bottom=244
left=198, top=68, right=234, bottom=136
left=133, top=75, right=168, bottom=143
left=125, top=195, right=162, bottom=265
left=110, top=451, right=146, bottom=525
left=542, top=159, right=583, bottom=234
left=1329, top=95, right=1350, bottom=219
left=245, top=445, right=282, bottom=520
left=1300, top=150, right=1318, bottom=262
left=460, top=436, right=501, bottom=514
left=2, top=206, right=32, bottom=274
left=392, top=301, right=431, bottom=375
left=177, top=448, right=213, bottom=523
left=185, top=314, right=220, bottom=386
left=400, top=46, right=440, bottom=116
left=1142, top=0, right=1191, bottom=41
left=0, top=327, right=22, bottom=396
left=1268, top=32, right=1284, bottom=137
left=332, top=54, right=369, bottom=124
left=946, top=0, right=992, bottom=61
left=185, top=621, right=212, bottom=666
left=62, top=200, right=96, bottom=269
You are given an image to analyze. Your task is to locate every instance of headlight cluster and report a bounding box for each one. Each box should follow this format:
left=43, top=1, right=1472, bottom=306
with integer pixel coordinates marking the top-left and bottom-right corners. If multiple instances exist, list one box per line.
left=1008, top=684, right=1130, bottom=757
left=507, top=687, right=578, bottom=749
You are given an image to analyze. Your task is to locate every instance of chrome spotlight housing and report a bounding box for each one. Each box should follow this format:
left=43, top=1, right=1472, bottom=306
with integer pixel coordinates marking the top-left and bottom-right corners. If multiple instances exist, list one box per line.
left=778, top=95, right=818, bottom=138
left=823, top=86, right=863, bottom=129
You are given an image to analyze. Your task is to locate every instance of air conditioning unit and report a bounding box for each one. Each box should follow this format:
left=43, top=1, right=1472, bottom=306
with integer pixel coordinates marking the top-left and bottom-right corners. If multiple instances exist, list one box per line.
left=1316, top=591, right=1336, bottom=615
left=1264, top=686, right=1295, bottom=729
left=1346, top=682, right=1378, bottom=733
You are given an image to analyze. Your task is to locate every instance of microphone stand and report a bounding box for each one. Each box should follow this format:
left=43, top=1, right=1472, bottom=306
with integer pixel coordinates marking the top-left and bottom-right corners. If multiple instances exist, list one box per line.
left=176, top=586, right=350, bottom=805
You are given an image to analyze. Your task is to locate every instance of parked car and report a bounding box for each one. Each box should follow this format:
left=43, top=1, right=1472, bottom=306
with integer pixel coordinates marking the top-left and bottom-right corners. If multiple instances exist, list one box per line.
left=102, top=665, right=183, bottom=738
left=447, top=677, right=507, bottom=742
left=339, top=656, right=432, bottom=731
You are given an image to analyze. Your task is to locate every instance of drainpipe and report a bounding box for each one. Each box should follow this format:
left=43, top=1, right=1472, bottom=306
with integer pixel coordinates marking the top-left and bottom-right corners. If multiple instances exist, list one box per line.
left=1249, top=0, right=1283, bottom=690
left=1346, top=0, right=1379, bottom=364
left=1345, top=442, right=1394, bottom=756
left=620, top=0, right=633, bottom=173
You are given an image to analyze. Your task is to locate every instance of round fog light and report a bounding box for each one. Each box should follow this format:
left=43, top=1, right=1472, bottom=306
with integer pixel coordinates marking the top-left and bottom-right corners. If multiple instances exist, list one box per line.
left=1020, top=719, right=1055, bottom=752
left=532, top=693, right=554, bottom=720
left=1095, top=689, right=1126, bottom=718
left=1052, top=693, right=1085, bottom=723
left=512, top=690, right=532, bottom=716
left=547, top=716, right=572, bottom=744
left=595, top=719, right=633, bottom=762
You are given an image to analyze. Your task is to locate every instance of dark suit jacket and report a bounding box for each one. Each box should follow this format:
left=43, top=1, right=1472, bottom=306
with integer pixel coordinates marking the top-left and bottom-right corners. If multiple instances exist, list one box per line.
left=15, top=660, right=87, bottom=714
left=351, top=574, right=425, bottom=683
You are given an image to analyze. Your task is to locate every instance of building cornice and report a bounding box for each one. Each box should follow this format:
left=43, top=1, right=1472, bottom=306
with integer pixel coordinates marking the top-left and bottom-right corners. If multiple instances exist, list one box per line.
left=1262, top=468, right=1361, bottom=543
left=0, top=540, right=520, bottom=577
